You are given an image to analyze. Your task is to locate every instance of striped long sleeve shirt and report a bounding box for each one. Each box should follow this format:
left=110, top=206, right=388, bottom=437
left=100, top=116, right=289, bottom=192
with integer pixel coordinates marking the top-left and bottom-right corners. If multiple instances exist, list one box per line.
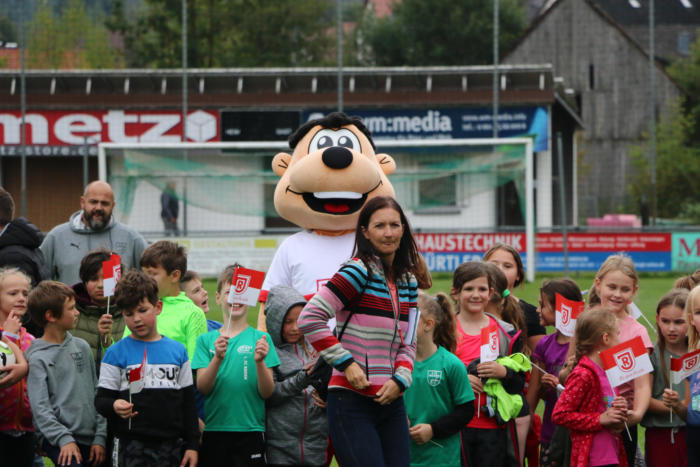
left=298, top=257, right=418, bottom=396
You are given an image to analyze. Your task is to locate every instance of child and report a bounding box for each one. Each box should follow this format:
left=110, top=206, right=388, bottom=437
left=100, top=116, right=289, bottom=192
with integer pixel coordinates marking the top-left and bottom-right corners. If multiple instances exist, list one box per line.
left=483, top=243, right=546, bottom=350
left=526, top=278, right=582, bottom=466
left=482, top=262, right=527, bottom=339
left=405, top=292, right=474, bottom=467
left=590, top=254, right=652, bottom=465
left=128, top=240, right=207, bottom=359
left=0, top=267, right=35, bottom=466
left=663, top=284, right=700, bottom=464
left=192, top=264, right=280, bottom=466
left=452, top=261, right=527, bottom=467
left=674, top=269, right=700, bottom=290
left=72, top=249, right=125, bottom=362
left=641, top=288, right=688, bottom=467
left=95, top=271, right=199, bottom=467
left=181, top=270, right=222, bottom=332
left=264, top=285, right=327, bottom=467
left=25, top=281, right=106, bottom=467
left=551, top=306, right=629, bottom=467
left=482, top=261, right=532, bottom=464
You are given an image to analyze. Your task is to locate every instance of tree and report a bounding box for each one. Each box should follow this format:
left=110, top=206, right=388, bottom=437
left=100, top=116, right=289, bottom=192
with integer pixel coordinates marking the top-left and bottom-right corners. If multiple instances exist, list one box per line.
left=627, top=101, right=700, bottom=222
left=352, top=0, right=527, bottom=66
left=0, top=14, right=17, bottom=42
left=26, top=0, right=123, bottom=69
left=626, top=35, right=700, bottom=223
left=668, top=35, right=700, bottom=143
left=109, top=0, right=335, bottom=68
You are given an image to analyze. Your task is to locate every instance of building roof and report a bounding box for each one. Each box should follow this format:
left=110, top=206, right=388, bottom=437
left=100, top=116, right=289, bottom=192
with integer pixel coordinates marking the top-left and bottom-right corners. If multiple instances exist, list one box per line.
left=504, top=0, right=682, bottom=91
left=0, top=42, right=19, bottom=69
left=0, top=64, right=569, bottom=107
left=593, top=0, right=700, bottom=26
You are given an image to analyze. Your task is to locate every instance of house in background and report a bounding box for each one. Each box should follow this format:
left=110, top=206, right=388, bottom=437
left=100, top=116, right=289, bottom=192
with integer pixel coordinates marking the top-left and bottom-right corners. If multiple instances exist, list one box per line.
left=506, top=0, right=696, bottom=221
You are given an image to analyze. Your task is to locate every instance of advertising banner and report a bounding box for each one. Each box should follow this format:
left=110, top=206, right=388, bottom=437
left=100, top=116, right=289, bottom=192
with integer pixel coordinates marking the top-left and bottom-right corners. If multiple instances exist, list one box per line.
left=414, top=232, right=674, bottom=272
left=302, top=106, right=549, bottom=151
left=672, top=233, right=700, bottom=271
left=0, top=110, right=220, bottom=155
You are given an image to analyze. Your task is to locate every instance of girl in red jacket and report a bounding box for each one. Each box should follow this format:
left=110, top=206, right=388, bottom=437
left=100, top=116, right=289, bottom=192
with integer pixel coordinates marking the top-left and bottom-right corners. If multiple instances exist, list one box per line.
left=552, top=306, right=629, bottom=467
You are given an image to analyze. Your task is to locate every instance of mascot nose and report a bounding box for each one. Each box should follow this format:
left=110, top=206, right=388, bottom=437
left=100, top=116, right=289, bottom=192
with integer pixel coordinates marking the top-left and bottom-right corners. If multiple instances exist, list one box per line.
left=322, top=146, right=353, bottom=169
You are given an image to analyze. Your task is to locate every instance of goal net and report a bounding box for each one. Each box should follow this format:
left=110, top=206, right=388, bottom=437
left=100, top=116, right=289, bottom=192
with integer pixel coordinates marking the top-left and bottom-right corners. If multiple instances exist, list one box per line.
left=99, top=138, right=535, bottom=279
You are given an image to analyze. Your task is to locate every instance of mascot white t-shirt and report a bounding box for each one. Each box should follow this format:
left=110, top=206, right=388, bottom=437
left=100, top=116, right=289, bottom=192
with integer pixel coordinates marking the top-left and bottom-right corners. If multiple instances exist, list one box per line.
left=260, top=230, right=355, bottom=302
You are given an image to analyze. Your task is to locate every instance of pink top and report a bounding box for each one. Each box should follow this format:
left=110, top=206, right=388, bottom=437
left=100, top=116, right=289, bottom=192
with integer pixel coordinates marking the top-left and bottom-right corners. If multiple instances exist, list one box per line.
left=455, top=317, right=499, bottom=429
left=588, top=361, right=620, bottom=466
left=617, top=315, right=653, bottom=407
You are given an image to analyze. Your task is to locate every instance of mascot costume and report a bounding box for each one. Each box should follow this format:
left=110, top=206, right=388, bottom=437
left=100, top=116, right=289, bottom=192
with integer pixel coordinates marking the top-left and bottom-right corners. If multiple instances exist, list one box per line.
left=257, top=112, right=429, bottom=329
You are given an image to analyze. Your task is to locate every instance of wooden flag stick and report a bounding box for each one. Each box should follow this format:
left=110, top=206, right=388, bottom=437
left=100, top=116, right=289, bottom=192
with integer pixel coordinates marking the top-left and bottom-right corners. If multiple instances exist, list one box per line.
left=606, top=374, right=632, bottom=441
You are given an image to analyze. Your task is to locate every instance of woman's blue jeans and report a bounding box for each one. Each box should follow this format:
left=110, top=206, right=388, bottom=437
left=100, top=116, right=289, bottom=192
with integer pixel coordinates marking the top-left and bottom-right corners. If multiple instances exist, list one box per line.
left=327, top=389, right=410, bottom=467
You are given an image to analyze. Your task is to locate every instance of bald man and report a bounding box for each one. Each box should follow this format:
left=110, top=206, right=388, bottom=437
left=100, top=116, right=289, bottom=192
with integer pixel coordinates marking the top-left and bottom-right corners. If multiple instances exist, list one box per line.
left=40, top=181, right=148, bottom=285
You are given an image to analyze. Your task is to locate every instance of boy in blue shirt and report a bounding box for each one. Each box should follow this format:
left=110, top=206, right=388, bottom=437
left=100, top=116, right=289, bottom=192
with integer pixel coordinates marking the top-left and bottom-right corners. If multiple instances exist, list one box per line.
left=95, top=270, right=198, bottom=467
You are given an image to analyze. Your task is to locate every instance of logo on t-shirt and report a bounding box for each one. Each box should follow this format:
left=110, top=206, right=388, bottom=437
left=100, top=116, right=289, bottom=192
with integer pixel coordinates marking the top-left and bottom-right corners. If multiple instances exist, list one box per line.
left=237, top=345, right=253, bottom=355
left=427, top=370, right=443, bottom=387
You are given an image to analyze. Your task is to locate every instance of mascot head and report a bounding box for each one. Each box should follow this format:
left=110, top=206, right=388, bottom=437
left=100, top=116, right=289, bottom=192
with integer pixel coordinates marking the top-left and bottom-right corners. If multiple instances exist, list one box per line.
left=272, top=112, right=396, bottom=231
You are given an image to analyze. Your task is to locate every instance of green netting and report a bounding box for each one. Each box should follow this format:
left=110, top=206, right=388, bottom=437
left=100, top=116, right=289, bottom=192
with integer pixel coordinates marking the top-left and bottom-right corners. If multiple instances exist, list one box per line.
left=105, top=142, right=528, bottom=232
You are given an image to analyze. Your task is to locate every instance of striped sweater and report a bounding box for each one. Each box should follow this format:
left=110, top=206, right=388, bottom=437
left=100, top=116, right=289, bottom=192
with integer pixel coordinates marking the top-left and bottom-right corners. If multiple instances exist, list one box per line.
left=298, top=257, right=417, bottom=396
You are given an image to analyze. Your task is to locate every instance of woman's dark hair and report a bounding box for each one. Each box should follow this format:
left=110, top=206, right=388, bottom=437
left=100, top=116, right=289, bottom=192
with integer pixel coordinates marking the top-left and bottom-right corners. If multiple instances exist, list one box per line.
left=540, top=278, right=583, bottom=310
left=352, top=196, right=420, bottom=281
left=418, top=292, right=457, bottom=353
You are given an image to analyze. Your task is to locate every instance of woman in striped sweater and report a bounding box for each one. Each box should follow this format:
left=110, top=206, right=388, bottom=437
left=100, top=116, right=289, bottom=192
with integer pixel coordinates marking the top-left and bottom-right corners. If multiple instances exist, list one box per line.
left=298, top=196, right=421, bottom=467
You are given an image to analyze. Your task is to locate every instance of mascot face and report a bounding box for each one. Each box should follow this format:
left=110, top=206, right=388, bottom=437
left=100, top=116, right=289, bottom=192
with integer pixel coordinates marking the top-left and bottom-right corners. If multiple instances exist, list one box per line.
left=272, top=115, right=396, bottom=231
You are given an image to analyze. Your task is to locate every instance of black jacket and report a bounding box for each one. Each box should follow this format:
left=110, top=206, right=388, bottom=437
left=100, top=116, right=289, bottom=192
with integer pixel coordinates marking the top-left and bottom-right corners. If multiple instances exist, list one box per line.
left=0, top=217, right=49, bottom=286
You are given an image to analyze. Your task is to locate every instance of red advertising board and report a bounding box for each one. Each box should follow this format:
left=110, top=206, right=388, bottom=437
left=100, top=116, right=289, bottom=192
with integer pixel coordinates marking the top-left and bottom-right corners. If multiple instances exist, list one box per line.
left=0, top=109, right=220, bottom=145
left=415, top=232, right=670, bottom=254
left=415, top=233, right=526, bottom=253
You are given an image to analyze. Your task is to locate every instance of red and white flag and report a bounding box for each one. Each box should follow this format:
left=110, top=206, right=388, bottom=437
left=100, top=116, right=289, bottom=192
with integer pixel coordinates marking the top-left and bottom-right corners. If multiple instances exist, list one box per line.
left=671, top=348, right=700, bottom=384
left=600, top=336, right=653, bottom=387
left=480, top=323, right=499, bottom=363
left=554, top=293, right=584, bottom=337
left=102, top=254, right=122, bottom=297
left=228, top=267, right=265, bottom=307
left=128, top=347, right=148, bottom=395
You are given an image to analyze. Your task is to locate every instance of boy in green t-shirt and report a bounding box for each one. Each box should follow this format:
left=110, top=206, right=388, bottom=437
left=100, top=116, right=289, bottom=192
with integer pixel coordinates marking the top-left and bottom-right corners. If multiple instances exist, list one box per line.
left=192, top=264, right=280, bottom=467
left=123, top=240, right=207, bottom=359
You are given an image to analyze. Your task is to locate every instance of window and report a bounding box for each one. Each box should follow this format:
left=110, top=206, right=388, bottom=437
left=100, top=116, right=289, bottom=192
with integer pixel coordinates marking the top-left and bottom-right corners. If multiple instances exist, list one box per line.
left=679, top=32, right=692, bottom=56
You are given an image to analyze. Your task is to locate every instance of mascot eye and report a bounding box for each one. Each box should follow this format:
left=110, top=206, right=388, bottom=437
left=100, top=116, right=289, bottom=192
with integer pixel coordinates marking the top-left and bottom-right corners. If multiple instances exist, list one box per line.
left=334, top=129, right=361, bottom=151
left=338, top=136, right=354, bottom=149
left=317, top=135, right=334, bottom=149
left=308, top=128, right=362, bottom=153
